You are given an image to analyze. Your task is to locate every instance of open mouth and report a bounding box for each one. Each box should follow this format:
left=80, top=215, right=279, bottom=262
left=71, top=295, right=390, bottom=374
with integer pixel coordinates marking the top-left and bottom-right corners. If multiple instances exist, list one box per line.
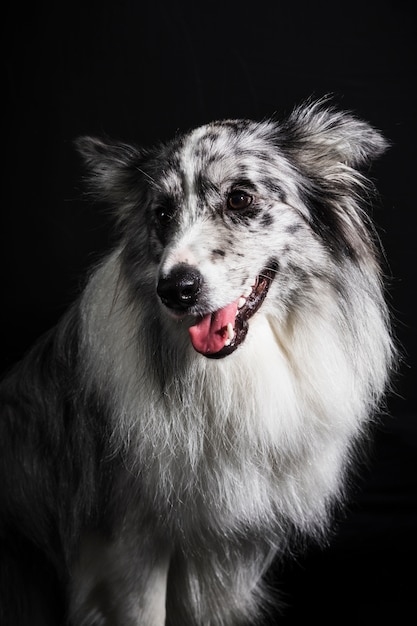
left=188, top=264, right=277, bottom=359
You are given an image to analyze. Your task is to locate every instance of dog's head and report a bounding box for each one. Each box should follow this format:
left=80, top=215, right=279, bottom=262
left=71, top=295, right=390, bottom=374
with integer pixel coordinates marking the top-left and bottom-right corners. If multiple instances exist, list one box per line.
left=77, top=100, right=387, bottom=359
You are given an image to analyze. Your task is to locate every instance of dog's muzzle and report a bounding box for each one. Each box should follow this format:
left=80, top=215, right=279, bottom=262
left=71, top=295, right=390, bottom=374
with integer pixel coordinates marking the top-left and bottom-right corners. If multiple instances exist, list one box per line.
left=157, top=262, right=277, bottom=359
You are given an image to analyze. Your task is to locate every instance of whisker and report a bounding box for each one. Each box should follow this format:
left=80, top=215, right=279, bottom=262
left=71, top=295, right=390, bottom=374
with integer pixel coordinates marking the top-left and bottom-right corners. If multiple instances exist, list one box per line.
left=135, top=166, right=159, bottom=188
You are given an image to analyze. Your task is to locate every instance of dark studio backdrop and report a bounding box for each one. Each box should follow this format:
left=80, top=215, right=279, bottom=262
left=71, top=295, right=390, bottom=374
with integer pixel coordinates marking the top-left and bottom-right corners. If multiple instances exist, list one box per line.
left=2, top=0, right=416, bottom=623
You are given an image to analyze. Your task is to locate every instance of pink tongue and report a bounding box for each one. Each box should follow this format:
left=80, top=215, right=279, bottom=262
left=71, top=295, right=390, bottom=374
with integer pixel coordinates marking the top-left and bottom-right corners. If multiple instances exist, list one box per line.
left=189, top=300, right=239, bottom=355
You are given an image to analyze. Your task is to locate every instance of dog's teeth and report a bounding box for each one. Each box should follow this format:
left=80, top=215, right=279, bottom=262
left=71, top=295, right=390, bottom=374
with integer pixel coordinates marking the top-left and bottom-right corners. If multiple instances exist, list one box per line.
left=226, top=322, right=235, bottom=341
left=238, top=297, right=246, bottom=309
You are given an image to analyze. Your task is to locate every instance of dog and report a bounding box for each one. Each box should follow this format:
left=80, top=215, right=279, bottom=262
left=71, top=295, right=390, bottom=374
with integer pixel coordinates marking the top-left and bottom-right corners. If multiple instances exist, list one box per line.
left=0, top=100, right=395, bottom=625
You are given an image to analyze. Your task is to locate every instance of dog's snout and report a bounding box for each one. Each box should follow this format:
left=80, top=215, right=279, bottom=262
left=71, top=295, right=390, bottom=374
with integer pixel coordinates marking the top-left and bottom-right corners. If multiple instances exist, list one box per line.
left=157, top=264, right=202, bottom=311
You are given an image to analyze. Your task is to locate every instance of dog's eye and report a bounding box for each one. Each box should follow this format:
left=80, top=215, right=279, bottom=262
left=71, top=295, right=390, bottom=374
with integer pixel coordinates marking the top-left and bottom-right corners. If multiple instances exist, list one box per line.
left=154, top=200, right=176, bottom=241
left=156, top=207, right=172, bottom=226
left=227, top=191, right=253, bottom=211
left=155, top=201, right=175, bottom=226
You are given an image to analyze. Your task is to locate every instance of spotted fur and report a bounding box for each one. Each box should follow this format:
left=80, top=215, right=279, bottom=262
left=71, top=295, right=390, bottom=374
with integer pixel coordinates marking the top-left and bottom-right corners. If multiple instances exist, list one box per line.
left=0, top=100, right=395, bottom=625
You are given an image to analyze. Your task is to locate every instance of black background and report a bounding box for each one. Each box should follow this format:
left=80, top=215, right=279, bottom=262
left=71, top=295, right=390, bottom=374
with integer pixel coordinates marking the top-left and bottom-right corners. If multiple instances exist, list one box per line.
left=2, top=1, right=416, bottom=623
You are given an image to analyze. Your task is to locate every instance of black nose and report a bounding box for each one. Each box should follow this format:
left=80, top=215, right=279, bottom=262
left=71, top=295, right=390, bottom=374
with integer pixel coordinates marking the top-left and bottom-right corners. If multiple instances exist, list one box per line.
left=157, top=264, right=202, bottom=311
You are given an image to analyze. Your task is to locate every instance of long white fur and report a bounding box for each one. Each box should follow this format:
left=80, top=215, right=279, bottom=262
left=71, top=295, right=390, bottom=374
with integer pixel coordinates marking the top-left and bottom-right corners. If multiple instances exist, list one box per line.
left=69, top=101, right=394, bottom=625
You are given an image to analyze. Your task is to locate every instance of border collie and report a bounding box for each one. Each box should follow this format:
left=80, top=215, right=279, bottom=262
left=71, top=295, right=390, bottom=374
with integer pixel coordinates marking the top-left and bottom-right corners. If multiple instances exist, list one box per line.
left=0, top=100, right=394, bottom=625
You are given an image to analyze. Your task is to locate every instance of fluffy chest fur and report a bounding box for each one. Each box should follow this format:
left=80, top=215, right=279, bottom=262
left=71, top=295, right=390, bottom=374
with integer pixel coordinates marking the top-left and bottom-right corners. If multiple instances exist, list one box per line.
left=79, top=250, right=381, bottom=540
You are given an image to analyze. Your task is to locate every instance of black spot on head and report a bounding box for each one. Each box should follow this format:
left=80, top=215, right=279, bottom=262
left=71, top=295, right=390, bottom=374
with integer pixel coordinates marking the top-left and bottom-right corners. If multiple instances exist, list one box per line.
left=209, top=129, right=222, bottom=139
left=260, top=178, right=287, bottom=202
left=194, top=172, right=218, bottom=198
left=260, top=212, right=274, bottom=228
left=231, top=164, right=249, bottom=180
left=287, top=263, right=311, bottom=285
left=207, top=153, right=219, bottom=165
left=286, top=223, right=302, bottom=235
left=211, top=249, right=227, bottom=262
left=214, top=119, right=252, bottom=133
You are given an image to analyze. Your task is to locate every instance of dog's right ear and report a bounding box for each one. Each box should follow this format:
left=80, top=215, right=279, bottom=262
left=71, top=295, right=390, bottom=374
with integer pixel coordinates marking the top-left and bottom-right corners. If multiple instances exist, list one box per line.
left=75, top=136, right=151, bottom=216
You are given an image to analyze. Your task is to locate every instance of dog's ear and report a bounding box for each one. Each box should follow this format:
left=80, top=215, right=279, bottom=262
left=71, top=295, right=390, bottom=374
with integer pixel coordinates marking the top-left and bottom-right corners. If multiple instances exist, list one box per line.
left=75, top=136, right=151, bottom=217
left=281, top=99, right=389, bottom=175
left=278, top=100, right=389, bottom=260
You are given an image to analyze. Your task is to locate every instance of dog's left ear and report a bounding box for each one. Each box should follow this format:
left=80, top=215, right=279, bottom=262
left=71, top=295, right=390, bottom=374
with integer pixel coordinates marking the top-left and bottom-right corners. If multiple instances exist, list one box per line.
left=75, top=136, right=150, bottom=216
left=281, top=99, right=389, bottom=175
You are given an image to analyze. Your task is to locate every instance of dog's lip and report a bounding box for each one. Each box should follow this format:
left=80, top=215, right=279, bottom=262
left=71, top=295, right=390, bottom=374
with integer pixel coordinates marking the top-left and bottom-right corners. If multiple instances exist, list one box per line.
left=189, top=264, right=277, bottom=359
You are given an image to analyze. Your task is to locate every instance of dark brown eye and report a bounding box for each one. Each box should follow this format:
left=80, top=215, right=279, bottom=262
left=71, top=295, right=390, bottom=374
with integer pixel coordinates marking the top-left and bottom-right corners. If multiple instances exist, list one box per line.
left=227, top=191, right=253, bottom=211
